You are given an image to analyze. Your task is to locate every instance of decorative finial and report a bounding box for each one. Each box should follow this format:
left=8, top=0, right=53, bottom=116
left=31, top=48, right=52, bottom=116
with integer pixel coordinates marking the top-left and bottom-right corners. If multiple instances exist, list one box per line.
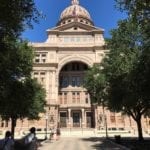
left=72, top=0, right=79, bottom=5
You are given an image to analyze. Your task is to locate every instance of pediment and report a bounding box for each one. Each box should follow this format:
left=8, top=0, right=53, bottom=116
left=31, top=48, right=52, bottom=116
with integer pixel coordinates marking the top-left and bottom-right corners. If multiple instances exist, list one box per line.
left=47, top=22, right=104, bottom=33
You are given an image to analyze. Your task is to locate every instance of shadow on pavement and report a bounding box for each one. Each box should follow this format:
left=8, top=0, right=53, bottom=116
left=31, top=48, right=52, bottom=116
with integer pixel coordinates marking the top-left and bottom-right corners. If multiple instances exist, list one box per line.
left=110, top=137, right=150, bottom=150
left=81, top=137, right=122, bottom=150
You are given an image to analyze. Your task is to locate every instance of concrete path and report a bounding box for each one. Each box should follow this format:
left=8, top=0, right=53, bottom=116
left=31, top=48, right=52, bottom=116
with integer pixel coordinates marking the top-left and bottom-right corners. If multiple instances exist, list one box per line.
left=39, top=137, right=127, bottom=150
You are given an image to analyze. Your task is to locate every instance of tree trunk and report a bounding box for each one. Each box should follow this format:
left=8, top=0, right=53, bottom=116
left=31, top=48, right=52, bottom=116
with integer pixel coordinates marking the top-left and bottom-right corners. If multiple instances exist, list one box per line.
left=11, top=117, right=16, bottom=138
left=136, top=117, right=144, bottom=141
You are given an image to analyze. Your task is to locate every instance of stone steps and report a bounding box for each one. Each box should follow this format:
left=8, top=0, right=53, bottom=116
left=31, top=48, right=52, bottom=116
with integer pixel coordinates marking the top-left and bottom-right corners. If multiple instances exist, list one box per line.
left=60, top=129, right=96, bottom=137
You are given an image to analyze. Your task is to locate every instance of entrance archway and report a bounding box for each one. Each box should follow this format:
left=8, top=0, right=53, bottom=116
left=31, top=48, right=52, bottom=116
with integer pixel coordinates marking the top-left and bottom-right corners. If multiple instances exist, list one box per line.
left=58, top=61, right=94, bottom=128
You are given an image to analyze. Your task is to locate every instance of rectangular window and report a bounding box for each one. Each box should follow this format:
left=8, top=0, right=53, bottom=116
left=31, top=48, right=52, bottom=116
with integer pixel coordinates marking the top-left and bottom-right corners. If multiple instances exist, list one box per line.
left=42, top=59, right=46, bottom=63
left=36, top=54, right=40, bottom=57
left=85, top=92, right=89, bottom=104
left=34, top=53, right=47, bottom=63
left=110, top=115, right=116, bottom=123
left=42, top=54, right=46, bottom=57
left=72, top=92, right=76, bottom=103
left=64, top=93, right=67, bottom=104
left=72, top=76, right=76, bottom=87
left=62, top=76, right=68, bottom=87
left=35, top=59, right=40, bottom=63
left=85, top=98, right=88, bottom=104
left=77, top=92, right=80, bottom=103
left=34, top=72, right=38, bottom=75
left=117, top=116, right=124, bottom=124
left=76, top=77, right=80, bottom=86
left=71, top=76, right=80, bottom=87
left=40, top=72, right=45, bottom=75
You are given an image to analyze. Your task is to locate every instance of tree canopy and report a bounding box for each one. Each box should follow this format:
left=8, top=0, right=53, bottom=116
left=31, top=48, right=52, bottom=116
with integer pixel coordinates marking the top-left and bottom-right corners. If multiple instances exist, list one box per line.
left=0, top=78, right=46, bottom=120
left=84, top=1, right=150, bottom=141
left=84, top=64, right=107, bottom=105
left=0, top=0, right=39, bottom=38
left=104, top=18, right=149, bottom=141
left=0, top=1, right=46, bottom=137
left=0, top=40, right=46, bottom=136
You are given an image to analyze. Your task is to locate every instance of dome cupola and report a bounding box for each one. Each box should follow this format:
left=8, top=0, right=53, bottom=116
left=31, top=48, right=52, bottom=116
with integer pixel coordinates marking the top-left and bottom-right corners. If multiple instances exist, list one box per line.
left=57, top=0, right=93, bottom=26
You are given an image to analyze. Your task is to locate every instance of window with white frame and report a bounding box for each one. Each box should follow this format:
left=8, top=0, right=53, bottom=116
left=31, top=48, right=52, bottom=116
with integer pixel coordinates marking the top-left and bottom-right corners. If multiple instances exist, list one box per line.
left=34, top=53, right=47, bottom=63
left=33, top=71, right=46, bottom=87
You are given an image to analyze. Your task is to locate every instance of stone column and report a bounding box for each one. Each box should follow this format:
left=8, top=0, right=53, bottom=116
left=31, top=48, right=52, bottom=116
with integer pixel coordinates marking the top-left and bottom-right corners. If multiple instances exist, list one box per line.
left=82, top=108, right=85, bottom=128
left=68, top=108, right=71, bottom=128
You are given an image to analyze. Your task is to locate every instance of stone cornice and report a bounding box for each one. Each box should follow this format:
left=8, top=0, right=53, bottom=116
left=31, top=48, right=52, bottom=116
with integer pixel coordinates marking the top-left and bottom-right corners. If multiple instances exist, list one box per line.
left=33, top=63, right=58, bottom=67
left=46, top=30, right=103, bottom=36
left=31, top=44, right=105, bottom=50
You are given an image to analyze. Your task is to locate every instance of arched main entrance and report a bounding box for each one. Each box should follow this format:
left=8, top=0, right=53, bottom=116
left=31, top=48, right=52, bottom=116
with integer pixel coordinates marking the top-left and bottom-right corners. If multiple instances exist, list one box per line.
left=58, top=61, right=94, bottom=128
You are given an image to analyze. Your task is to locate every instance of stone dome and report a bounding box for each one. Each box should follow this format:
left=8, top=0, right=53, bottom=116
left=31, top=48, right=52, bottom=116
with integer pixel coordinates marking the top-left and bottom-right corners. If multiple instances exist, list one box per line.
left=57, top=0, right=93, bottom=26
left=60, top=5, right=91, bottom=20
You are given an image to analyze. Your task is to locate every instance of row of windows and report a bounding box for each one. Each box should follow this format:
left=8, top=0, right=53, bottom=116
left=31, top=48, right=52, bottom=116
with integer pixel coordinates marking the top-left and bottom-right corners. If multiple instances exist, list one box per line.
left=61, top=18, right=92, bottom=25
left=59, top=76, right=84, bottom=87
left=110, top=115, right=125, bottom=124
left=59, top=36, right=94, bottom=43
left=98, top=114, right=125, bottom=125
left=59, top=92, right=89, bottom=104
left=34, top=72, right=45, bottom=75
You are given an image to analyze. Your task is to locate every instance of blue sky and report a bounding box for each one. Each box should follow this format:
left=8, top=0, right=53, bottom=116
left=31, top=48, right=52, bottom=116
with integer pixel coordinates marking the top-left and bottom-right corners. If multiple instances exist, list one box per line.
left=22, top=0, right=127, bottom=42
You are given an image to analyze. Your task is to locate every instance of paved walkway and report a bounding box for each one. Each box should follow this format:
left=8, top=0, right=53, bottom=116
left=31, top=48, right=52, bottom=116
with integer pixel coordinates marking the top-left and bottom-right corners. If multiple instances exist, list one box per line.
left=39, top=137, right=127, bottom=150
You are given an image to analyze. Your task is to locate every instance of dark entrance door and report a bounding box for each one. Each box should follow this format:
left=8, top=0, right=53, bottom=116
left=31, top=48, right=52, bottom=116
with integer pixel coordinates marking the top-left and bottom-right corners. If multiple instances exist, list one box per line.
left=73, top=112, right=80, bottom=127
left=60, top=112, right=67, bottom=127
left=86, top=112, right=92, bottom=128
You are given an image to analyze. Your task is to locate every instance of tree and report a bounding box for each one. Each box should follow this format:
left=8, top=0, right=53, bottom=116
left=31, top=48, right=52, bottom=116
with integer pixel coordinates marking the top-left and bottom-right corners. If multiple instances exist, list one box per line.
left=0, top=0, right=40, bottom=102
left=0, top=0, right=40, bottom=96
left=0, top=40, right=33, bottom=100
left=84, top=64, right=107, bottom=105
left=84, top=64, right=108, bottom=138
left=0, top=78, right=46, bottom=137
left=103, top=19, right=150, bottom=141
left=115, top=0, right=150, bottom=48
left=115, top=0, right=150, bottom=24
left=0, top=40, right=46, bottom=137
left=0, top=1, right=46, bottom=137
left=0, top=0, right=39, bottom=38
left=115, top=0, right=150, bottom=138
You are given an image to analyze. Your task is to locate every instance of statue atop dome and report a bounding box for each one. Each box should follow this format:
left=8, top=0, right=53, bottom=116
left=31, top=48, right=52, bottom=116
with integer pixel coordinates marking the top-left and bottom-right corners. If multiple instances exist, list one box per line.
left=72, top=0, right=79, bottom=5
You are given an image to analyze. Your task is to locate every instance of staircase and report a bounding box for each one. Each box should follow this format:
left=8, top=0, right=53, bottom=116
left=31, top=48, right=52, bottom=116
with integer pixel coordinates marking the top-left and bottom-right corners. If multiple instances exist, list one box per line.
left=60, top=128, right=96, bottom=137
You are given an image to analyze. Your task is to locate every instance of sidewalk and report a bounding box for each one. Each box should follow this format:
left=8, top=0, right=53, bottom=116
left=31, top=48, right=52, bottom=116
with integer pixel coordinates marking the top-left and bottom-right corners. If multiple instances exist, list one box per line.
left=39, top=137, right=129, bottom=150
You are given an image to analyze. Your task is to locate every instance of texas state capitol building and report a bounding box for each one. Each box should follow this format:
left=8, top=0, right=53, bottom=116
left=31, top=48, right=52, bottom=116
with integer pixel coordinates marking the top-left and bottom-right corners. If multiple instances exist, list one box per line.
left=1, top=0, right=149, bottom=134
left=32, top=0, right=108, bottom=129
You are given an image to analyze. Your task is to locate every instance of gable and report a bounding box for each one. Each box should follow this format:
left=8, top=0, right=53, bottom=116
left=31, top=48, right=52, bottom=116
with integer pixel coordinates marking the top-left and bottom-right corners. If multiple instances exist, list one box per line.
left=47, top=22, right=104, bottom=33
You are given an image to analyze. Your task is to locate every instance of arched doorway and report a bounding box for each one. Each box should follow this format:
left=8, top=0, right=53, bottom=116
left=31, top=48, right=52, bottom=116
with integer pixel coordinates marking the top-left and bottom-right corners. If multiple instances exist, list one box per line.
left=58, top=61, right=94, bottom=128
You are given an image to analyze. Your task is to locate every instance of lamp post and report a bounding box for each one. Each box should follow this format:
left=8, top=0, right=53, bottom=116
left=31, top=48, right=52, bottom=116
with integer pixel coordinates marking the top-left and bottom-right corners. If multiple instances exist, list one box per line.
left=45, top=114, right=48, bottom=140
